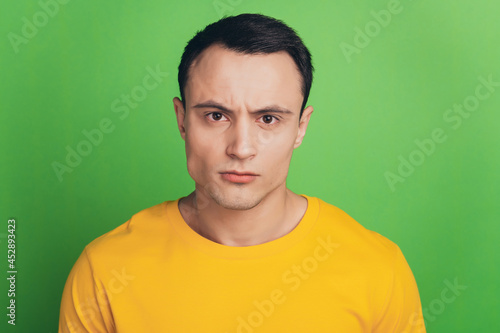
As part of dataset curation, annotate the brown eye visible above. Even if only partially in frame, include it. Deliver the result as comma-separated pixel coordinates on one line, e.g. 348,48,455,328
261,115,275,124
211,112,223,120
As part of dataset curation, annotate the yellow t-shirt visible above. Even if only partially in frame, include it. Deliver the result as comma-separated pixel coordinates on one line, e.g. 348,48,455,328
59,195,426,332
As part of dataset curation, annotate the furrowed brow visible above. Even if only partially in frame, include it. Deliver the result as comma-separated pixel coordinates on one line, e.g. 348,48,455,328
192,101,231,113
252,106,294,115
192,101,294,115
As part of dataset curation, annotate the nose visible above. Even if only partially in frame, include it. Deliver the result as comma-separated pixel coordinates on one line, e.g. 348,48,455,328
225,118,257,160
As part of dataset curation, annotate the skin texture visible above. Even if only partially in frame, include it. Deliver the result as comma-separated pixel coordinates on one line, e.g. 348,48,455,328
173,43,314,247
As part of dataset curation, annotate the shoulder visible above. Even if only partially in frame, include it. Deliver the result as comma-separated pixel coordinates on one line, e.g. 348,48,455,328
83,199,175,263
308,196,422,318
309,195,402,265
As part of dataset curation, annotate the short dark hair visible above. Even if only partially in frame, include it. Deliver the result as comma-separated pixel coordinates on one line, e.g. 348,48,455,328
177,13,314,117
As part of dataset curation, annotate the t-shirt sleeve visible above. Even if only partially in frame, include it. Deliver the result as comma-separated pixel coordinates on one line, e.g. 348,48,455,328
373,245,427,333
58,246,115,333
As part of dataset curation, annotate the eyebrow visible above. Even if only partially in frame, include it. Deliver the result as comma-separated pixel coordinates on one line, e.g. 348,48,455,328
192,101,294,115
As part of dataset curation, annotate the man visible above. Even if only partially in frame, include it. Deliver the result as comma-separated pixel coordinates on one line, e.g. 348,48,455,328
59,13,426,332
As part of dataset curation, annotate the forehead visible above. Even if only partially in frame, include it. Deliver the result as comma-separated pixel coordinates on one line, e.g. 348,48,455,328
185,44,303,112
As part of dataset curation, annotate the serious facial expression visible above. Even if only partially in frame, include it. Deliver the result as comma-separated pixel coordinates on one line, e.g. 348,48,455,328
174,44,312,210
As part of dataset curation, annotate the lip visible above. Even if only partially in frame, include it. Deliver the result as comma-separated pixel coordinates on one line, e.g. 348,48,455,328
220,170,259,184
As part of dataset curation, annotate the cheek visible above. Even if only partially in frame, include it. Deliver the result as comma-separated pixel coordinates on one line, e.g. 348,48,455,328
260,131,296,171
184,130,220,175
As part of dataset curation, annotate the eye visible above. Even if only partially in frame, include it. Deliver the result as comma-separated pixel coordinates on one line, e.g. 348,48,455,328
259,115,278,125
207,112,227,121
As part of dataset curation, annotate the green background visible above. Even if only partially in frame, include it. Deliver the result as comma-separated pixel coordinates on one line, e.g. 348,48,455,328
1,0,499,332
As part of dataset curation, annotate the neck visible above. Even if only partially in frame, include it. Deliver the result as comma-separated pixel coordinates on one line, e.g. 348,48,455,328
179,186,307,247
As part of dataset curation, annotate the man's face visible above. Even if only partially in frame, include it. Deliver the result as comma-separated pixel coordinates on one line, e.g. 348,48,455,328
173,44,313,210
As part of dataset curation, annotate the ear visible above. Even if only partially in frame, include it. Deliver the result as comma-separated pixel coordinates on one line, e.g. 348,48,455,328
294,105,314,149
173,97,187,141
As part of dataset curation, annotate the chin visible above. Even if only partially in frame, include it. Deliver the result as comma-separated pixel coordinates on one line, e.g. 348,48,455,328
210,190,263,211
